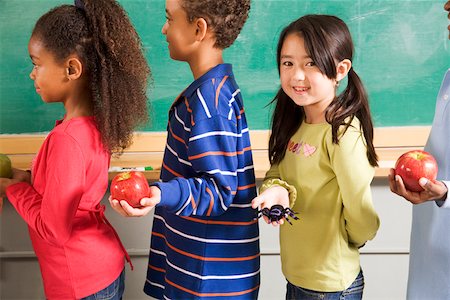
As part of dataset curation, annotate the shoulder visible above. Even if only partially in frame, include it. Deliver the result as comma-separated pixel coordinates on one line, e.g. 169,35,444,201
327,117,362,139
50,117,102,151
188,75,242,123
324,117,366,151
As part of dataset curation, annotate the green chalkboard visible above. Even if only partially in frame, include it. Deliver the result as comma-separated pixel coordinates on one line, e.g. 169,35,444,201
0,0,449,134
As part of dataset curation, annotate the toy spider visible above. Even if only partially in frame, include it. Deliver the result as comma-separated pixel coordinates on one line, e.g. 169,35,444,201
256,204,299,225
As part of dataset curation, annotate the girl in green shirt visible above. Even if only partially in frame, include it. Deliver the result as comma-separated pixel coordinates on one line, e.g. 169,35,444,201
252,15,380,299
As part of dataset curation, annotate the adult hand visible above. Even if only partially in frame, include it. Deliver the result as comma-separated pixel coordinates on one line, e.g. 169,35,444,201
109,186,161,217
251,185,289,226
388,168,448,204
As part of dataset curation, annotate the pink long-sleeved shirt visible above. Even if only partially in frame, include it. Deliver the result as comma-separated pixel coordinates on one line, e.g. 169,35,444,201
6,116,125,299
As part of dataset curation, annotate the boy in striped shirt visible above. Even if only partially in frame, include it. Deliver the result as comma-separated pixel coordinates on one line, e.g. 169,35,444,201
110,0,260,298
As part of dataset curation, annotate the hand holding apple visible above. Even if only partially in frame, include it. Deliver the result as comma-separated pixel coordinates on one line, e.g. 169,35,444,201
394,150,438,192
389,169,448,205
109,186,161,217
110,171,150,207
0,168,32,198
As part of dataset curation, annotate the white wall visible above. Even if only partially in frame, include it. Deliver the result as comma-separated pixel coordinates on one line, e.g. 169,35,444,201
0,178,412,299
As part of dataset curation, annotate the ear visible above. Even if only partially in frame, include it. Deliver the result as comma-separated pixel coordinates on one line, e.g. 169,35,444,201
65,57,83,80
194,17,208,42
335,59,352,83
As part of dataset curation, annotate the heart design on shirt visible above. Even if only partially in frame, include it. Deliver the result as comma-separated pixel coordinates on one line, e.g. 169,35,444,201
302,143,316,157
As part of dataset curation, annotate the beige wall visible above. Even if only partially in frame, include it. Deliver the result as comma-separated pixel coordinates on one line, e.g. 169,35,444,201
0,177,412,299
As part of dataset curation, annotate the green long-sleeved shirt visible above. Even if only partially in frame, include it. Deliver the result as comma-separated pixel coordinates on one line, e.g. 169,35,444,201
261,117,380,292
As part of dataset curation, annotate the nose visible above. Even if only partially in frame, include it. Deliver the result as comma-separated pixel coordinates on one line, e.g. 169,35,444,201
293,67,305,81
161,21,168,35
29,67,36,80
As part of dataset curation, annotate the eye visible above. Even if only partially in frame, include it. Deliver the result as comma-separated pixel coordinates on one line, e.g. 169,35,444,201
305,61,315,67
281,61,293,67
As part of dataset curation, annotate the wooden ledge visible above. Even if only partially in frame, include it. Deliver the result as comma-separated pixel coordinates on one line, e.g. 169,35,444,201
0,126,430,179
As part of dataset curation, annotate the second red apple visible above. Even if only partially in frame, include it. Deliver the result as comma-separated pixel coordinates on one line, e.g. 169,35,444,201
394,150,438,192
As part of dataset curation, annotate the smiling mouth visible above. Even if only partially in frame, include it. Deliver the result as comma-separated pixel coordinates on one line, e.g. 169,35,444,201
293,87,308,92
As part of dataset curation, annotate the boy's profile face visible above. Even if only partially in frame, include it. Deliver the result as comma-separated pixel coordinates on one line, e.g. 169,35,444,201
162,0,198,61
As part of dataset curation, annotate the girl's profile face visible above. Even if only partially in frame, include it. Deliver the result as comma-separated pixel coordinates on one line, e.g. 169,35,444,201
28,36,68,103
279,33,337,122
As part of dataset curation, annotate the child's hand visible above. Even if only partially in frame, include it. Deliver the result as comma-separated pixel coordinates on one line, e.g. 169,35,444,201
0,168,32,198
109,186,161,217
388,168,448,204
11,168,32,183
251,185,290,226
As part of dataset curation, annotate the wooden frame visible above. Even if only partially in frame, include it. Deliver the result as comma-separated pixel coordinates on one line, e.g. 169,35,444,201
0,126,430,179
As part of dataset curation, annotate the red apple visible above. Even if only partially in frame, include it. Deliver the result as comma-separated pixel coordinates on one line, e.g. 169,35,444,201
110,171,150,207
394,150,438,192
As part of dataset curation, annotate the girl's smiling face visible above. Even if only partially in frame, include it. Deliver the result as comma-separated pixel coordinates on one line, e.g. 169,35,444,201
28,36,69,103
279,33,337,122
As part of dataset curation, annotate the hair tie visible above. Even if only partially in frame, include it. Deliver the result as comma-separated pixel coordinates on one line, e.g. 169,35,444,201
74,0,85,11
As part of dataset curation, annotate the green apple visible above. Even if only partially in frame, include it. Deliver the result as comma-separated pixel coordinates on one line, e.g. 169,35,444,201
0,153,13,178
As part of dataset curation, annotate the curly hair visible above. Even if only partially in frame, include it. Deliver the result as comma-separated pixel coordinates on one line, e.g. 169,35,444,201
31,0,151,155
181,0,251,49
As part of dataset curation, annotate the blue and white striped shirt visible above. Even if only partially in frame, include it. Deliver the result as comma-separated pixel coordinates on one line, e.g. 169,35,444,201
144,64,260,299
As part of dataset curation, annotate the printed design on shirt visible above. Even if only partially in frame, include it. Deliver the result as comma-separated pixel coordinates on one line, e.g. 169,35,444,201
302,143,316,157
287,139,317,157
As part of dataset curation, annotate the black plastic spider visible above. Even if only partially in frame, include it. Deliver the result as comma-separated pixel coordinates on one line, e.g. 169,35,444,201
256,204,299,225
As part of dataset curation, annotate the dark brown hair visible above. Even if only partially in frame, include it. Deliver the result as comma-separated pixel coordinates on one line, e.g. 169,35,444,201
32,0,150,154
269,15,378,167
181,0,250,49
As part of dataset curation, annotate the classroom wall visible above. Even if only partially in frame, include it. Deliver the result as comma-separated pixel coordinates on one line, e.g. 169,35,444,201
0,0,448,134
1,0,446,298
0,178,412,299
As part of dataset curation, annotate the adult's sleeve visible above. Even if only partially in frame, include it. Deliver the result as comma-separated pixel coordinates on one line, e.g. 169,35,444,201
436,180,450,208
6,132,85,245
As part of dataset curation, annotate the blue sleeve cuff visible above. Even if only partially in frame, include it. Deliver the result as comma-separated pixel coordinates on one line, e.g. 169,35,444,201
152,180,183,211
436,181,450,208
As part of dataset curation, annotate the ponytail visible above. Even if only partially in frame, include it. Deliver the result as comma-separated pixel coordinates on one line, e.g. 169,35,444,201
80,0,150,155
268,89,304,165
326,68,378,167
32,0,151,154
